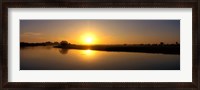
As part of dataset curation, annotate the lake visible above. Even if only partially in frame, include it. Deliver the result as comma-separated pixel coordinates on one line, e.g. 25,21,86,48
20,46,180,70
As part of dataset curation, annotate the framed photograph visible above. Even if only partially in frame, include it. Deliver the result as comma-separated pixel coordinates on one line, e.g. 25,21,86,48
1,0,199,89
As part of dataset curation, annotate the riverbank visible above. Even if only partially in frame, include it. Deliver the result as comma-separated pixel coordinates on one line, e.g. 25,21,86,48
54,44,180,55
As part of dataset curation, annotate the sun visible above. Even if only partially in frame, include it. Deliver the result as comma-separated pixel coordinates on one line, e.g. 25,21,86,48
82,33,96,45
85,37,93,44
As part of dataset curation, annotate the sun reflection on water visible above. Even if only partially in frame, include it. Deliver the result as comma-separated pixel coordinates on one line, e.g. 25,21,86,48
84,49,93,56
80,49,97,61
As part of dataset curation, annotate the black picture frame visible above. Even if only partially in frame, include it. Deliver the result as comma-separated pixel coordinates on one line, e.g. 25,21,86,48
1,0,199,89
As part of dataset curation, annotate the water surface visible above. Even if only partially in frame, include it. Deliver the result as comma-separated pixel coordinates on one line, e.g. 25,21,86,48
20,46,180,70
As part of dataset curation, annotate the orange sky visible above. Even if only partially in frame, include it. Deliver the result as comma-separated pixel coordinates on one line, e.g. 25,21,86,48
20,20,180,45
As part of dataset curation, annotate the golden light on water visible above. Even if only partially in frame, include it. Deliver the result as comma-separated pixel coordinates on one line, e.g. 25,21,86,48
84,49,93,55
81,49,95,57
80,49,96,60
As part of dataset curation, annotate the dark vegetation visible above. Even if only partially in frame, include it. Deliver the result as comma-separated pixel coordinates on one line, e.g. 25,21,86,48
21,41,180,55
20,41,59,47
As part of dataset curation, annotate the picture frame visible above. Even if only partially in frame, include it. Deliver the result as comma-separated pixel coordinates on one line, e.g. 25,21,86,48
1,0,199,89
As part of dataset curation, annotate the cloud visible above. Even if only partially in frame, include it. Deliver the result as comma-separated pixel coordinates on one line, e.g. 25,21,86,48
21,32,42,36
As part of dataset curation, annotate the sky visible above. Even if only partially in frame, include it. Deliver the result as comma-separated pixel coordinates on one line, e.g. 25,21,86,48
20,20,180,45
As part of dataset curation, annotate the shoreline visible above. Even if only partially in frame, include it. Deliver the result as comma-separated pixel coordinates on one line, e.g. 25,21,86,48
20,42,180,55
53,45,180,55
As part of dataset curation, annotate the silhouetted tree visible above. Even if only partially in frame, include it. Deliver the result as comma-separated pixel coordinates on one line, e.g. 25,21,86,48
160,42,164,46
53,42,59,45
60,41,69,46
45,41,52,45
176,42,179,45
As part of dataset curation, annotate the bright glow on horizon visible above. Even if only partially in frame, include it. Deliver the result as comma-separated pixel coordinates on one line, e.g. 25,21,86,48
81,33,96,45
85,37,93,44
20,20,180,44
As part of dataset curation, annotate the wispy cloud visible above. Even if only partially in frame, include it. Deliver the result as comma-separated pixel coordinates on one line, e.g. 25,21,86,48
21,32,42,36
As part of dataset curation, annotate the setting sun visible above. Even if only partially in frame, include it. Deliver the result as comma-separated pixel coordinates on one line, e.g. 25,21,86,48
85,37,93,44
20,20,180,70
81,33,96,45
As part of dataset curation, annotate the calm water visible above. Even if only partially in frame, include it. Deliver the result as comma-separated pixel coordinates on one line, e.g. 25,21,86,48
20,46,180,70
